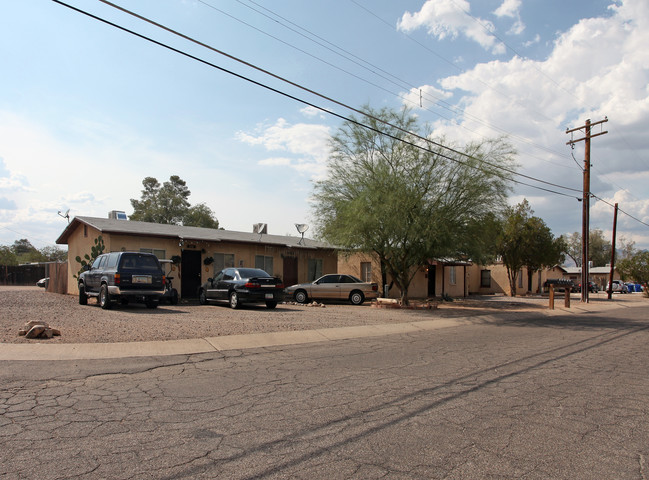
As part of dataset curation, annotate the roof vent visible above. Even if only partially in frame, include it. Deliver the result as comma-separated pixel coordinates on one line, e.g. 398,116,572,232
109,210,128,220
253,223,267,234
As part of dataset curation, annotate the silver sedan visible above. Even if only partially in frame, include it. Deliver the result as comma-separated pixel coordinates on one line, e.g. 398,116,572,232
285,274,379,305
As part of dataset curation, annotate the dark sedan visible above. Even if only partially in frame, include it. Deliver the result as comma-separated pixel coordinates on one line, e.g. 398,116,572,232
198,267,284,309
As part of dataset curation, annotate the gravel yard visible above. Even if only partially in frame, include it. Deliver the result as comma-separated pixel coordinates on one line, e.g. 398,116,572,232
1,286,565,344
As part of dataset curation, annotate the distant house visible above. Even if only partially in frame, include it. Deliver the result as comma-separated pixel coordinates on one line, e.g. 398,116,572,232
553,265,620,290
56,216,337,298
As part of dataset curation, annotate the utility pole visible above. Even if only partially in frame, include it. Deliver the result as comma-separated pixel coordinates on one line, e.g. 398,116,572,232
566,117,608,303
607,203,618,300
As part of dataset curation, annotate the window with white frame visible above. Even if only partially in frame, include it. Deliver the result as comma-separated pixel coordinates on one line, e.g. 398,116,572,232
480,270,491,288
255,255,274,275
213,253,235,274
140,248,165,259
360,262,372,282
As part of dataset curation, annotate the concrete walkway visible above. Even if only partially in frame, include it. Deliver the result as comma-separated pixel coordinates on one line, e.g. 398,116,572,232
1,297,641,361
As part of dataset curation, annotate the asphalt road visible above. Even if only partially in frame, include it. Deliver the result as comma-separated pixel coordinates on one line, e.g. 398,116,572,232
1,305,648,479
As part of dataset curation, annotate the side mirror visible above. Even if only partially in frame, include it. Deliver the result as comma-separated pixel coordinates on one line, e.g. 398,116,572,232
83,264,91,272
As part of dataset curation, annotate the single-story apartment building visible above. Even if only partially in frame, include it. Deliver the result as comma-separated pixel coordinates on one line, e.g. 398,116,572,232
56,215,337,298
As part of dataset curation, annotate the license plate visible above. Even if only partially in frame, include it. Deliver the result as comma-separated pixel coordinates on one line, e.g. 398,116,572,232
265,293,274,299
132,275,152,284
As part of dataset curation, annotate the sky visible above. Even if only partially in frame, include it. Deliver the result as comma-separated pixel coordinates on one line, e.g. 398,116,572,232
1,0,648,253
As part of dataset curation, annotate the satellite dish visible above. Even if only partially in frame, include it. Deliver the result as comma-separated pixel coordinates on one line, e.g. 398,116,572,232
295,224,309,245
58,209,71,223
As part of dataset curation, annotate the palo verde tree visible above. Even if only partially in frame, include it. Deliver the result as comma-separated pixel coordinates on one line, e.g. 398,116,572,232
130,175,219,228
496,200,564,296
313,105,517,304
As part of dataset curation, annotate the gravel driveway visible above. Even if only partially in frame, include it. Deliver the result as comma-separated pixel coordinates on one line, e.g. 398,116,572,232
1,286,561,344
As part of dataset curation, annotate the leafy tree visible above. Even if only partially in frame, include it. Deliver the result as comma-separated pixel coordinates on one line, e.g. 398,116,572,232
40,246,68,262
561,229,611,267
0,245,18,266
617,251,649,297
496,200,564,296
183,203,220,229
130,175,220,228
313,105,517,304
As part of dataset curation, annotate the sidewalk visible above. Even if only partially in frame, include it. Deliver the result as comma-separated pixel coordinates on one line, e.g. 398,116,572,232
1,297,639,361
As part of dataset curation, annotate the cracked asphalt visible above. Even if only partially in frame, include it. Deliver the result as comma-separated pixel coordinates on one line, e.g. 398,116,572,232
1,303,648,479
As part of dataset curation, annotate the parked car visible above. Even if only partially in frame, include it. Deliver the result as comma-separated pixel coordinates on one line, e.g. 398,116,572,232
607,280,628,293
198,267,284,309
286,274,379,305
78,252,165,309
36,277,49,289
577,281,599,293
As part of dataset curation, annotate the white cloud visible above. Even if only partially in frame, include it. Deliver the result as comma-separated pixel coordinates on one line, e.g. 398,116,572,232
237,119,331,179
431,0,649,246
397,0,506,54
493,0,524,35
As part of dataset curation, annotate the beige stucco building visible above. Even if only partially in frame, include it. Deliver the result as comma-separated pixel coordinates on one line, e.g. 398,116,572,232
56,216,337,298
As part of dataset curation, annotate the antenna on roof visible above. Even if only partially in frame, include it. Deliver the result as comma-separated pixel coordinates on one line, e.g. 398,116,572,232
295,224,309,245
58,209,70,223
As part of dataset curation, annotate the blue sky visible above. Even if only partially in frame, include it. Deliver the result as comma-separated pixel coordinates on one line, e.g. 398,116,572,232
1,0,648,251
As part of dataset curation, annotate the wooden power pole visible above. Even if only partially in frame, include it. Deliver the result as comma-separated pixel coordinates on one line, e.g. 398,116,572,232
566,117,608,303
607,203,619,300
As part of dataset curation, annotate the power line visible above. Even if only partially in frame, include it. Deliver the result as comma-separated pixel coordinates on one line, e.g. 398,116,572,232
87,0,583,196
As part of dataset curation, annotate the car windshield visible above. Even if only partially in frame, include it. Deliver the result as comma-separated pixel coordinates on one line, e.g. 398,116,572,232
238,268,270,279
119,254,160,271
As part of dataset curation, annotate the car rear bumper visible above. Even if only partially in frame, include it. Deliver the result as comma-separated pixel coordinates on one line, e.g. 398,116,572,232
108,286,164,297
237,289,284,303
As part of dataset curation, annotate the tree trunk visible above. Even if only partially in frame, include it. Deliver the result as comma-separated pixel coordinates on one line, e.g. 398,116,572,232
506,267,517,296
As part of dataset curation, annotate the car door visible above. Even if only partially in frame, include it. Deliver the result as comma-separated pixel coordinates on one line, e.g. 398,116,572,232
206,271,225,301
337,275,358,299
86,255,107,293
216,268,236,300
312,274,341,299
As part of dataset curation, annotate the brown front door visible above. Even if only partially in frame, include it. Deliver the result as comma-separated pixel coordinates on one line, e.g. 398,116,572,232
283,256,298,287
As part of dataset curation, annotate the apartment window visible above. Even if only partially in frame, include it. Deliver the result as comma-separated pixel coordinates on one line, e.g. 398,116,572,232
213,253,235,273
255,255,274,275
480,270,491,288
518,269,523,288
449,266,457,285
360,262,372,282
308,258,323,281
140,248,165,259
83,225,88,237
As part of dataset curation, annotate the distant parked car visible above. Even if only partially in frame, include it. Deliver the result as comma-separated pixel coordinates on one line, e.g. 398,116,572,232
577,281,599,293
36,277,49,289
78,251,165,309
285,274,379,305
607,280,628,293
198,267,284,309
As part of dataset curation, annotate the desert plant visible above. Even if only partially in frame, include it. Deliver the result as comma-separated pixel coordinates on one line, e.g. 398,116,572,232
73,236,105,279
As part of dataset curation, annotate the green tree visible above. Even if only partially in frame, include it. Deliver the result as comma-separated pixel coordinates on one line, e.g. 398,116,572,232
183,203,220,229
130,175,220,228
40,245,68,262
496,200,564,296
0,245,18,265
11,239,46,263
561,229,611,267
617,251,649,297
313,105,517,304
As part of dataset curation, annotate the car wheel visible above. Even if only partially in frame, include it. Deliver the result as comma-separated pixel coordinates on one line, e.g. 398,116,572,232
349,290,364,305
266,301,277,309
78,284,88,305
229,291,241,309
294,290,308,304
199,289,207,305
99,284,112,310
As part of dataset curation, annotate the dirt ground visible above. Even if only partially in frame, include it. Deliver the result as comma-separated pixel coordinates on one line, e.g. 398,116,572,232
0,286,641,344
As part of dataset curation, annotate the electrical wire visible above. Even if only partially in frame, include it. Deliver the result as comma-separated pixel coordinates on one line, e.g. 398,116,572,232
82,0,583,195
